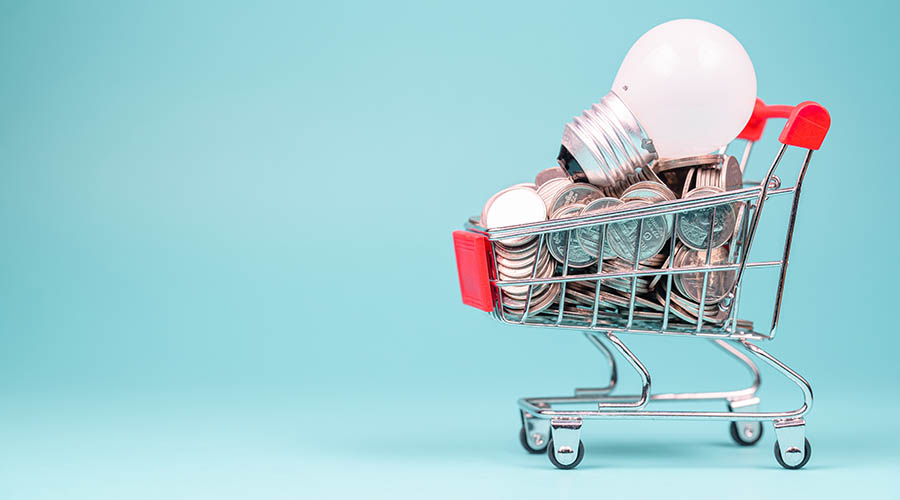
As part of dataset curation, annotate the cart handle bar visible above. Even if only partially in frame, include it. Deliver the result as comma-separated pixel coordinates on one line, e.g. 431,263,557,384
738,98,830,150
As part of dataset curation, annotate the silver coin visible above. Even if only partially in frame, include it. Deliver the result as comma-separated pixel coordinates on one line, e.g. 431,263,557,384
493,240,539,260
682,167,696,198
653,288,720,325
607,200,670,263
535,166,569,187
673,246,735,304
721,155,742,191
604,290,665,312
501,282,549,301
537,178,572,213
621,181,677,203
654,154,725,173
502,283,560,315
642,252,667,267
676,186,737,251
668,289,721,316
657,291,724,326
497,250,551,279
498,254,554,286
481,183,537,227
597,258,652,294
482,186,547,246
548,183,604,216
575,197,623,259
647,254,671,290
546,205,596,268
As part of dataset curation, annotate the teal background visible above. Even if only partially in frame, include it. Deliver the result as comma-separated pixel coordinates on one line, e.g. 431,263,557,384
2,0,898,498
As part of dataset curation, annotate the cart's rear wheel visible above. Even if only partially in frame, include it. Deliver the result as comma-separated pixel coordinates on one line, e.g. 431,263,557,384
729,420,763,446
519,426,547,454
774,438,811,470
547,438,584,470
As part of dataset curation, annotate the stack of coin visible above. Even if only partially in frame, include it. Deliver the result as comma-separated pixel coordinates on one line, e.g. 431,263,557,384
481,183,560,315
495,239,559,316
647,244,736,326
672,245,735,304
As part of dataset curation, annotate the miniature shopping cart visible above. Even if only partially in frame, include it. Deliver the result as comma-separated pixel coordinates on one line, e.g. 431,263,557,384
453,99,830,470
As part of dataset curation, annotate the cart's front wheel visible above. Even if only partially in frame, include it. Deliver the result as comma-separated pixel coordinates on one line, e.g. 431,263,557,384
519,427,547,454
774,438,811,470
547,439,584,470
730,421,763,446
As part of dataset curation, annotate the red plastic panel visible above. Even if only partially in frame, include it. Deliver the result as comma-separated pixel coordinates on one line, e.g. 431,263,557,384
452,230,494,312
737,98,831,150
778,101,831,150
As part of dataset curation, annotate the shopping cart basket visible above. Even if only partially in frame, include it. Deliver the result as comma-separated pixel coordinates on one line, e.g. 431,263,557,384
453,99,831,469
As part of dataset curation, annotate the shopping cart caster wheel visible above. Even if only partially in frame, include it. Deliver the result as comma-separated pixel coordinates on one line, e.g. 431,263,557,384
519,427,548,454
774,438,811,470
547,439,584,470
729,421,763,446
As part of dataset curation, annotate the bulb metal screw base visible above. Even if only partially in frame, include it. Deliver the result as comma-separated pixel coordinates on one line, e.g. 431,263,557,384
559,91,658,188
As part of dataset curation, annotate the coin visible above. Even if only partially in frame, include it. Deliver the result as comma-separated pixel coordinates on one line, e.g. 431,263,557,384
502,283,560,315
547,204,596,268
535,166,569,187
648,254,671,290
576,197,623,259
497,249,551,279
493,240,539,261
673,245,735,304
654,154,725,173
482,186,547,246
548,183,604,216
676,186,737,250
621,181,677,203
607,200,670,263
681,167,696,198
537,178,572,213
654,289,725,326
721,155,742,191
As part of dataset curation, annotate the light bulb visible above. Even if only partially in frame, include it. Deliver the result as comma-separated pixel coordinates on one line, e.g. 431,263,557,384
559,19,757,187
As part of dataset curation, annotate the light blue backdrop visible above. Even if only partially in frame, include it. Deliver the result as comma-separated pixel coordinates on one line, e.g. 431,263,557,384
2,0,898,498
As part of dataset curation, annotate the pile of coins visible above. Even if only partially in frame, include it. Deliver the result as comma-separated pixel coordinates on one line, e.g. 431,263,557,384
478,155,745,327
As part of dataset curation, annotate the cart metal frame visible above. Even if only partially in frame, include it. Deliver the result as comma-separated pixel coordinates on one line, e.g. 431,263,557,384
453,99,830,469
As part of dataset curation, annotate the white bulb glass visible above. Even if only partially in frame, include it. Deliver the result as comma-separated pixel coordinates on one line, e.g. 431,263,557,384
612,19,757,158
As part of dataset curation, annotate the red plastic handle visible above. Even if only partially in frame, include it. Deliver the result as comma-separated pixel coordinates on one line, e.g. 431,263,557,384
737,98,831,150
453,230,494,312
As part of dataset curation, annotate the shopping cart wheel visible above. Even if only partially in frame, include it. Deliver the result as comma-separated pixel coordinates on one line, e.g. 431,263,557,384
774,438,811,470
519,427,548,454
729,421,763,446
546,439,584,470
727,399,762,446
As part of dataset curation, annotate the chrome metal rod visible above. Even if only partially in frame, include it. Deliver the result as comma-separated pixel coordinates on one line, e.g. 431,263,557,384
517,339,810,422
739,140,753,174
574,333,618,396
733,143,787,290
480,185,795,240
597,332,650,409
494,260,782,287
769,150,814,339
